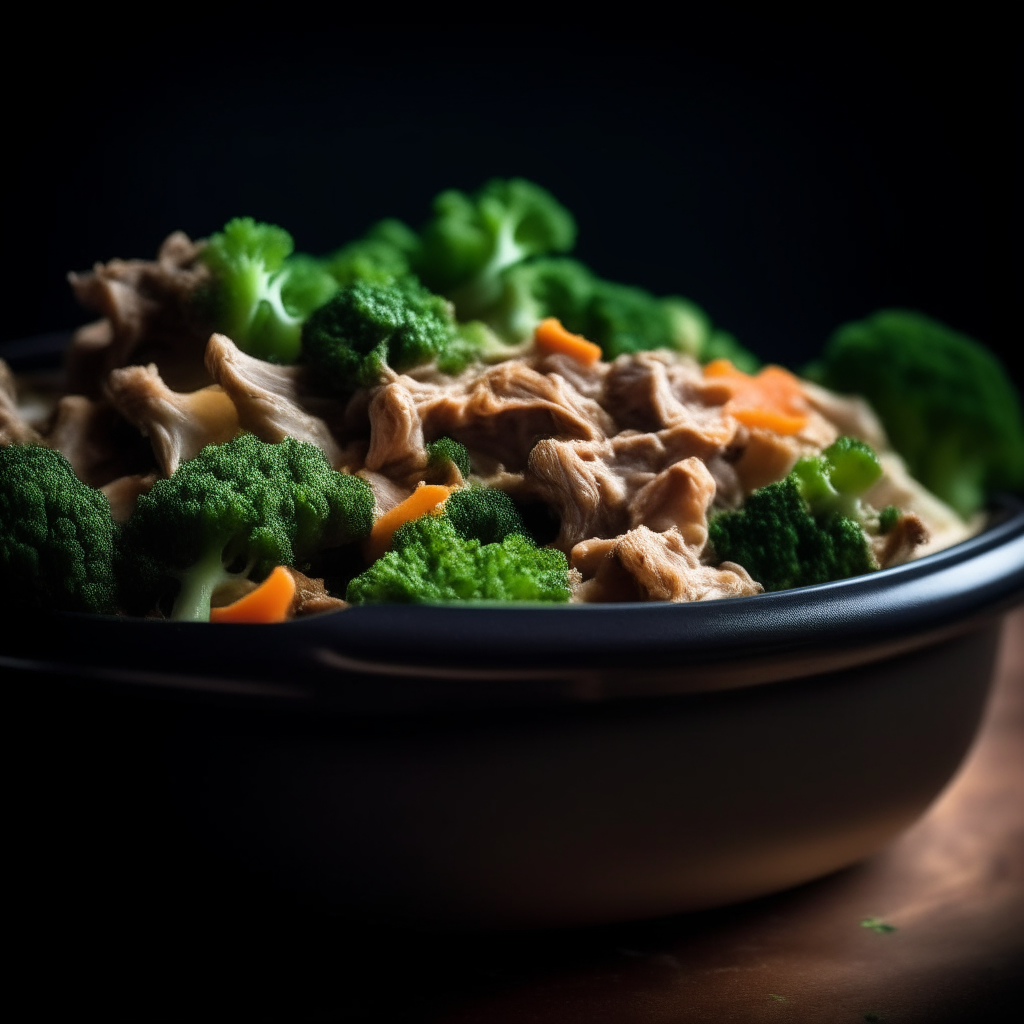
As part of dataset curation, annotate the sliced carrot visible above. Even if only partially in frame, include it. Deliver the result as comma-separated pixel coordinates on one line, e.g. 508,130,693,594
364,483,452,563
730,407,809,434
534,317,603,365
702,360,809,435
702,358,749,381
210,565,296,624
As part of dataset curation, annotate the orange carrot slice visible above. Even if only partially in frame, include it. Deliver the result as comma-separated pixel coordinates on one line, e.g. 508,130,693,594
210,565,296,624
702,360,809,435
534,317,603,365
365,483,452,563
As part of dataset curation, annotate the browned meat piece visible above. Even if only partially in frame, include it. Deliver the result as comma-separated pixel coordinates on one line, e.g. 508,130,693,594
602,351,717,431
872,512,930,569
285,567,348,617
205,333,344,466
531,350,610,402
528,425,731,553
571,526,763,603
364,381,428,480
628,457,717,548
100,472,157,523
413,360,616,471
0,358,42,445
44,395,154,486
209,568,347,618
66,231,212,394
106,363,239,476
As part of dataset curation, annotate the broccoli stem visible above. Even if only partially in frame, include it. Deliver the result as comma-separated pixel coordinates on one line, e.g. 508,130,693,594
171,545,237,622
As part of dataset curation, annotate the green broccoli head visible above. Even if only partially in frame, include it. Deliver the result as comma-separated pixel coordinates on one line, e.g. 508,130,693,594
444,486,528,545
709,439,884,592
302,278,484,392
484,256,760,368
426,437,472,480
121,434,373,621
326,219,421,288
201,217,338,363
809,310,1024,517
416,179,576,318
709,477,876,592
0,445,117,614
346,514,570,604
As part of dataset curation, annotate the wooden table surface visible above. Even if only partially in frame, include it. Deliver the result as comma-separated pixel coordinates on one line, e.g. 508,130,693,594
29,611,1024,1020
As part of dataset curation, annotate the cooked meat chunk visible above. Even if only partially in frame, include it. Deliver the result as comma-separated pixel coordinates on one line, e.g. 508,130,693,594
284,567,348,617
571,526,763,603
66,232,212,394
628,457,717,548
364,381,428,480
205,333,343,467
532,350,610,402
0,358,41,445
106,364,239,476
528,422,732,552
872,512,930,569
602,351,723,432
100,472,157,523
44,394,154,486
411,359,616,471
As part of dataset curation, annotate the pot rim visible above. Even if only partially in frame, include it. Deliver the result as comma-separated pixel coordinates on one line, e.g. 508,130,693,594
5,331,1024,711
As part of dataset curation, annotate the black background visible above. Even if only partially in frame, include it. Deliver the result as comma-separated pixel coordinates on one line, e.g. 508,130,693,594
4,22,1017,381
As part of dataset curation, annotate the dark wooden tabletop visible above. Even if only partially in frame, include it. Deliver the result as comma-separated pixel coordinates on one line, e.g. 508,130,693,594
25,611,1023,1020
391,610,1024,1023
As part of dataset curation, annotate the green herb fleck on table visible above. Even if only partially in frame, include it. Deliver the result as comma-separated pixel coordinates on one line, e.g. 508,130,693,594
767,993,787,1002
860,917,897,933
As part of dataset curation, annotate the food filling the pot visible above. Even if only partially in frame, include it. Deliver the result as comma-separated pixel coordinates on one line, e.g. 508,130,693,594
2,180,1022,620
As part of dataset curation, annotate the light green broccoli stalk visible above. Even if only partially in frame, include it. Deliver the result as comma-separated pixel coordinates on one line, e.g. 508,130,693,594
415,179,577,320
120,434,373,621
201,217,338,363
0,445,118,614
346,514,569,604
807,310,1024,517
708,437,888,592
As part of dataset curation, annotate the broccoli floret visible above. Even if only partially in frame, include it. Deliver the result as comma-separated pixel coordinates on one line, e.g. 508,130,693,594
808,310,1024,517
444,486,528,545
120,434,373,621
416,179,576,320
326,219,421,287
346,514,569,604
709,437,885,591
426,437,471,479
0,445,117,613
485,257,760,368
302,278,485,392
201,217,338,364
878,505,901,534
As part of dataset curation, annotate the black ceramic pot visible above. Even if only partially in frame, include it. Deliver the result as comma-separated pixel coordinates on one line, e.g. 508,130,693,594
4,334,1024,928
